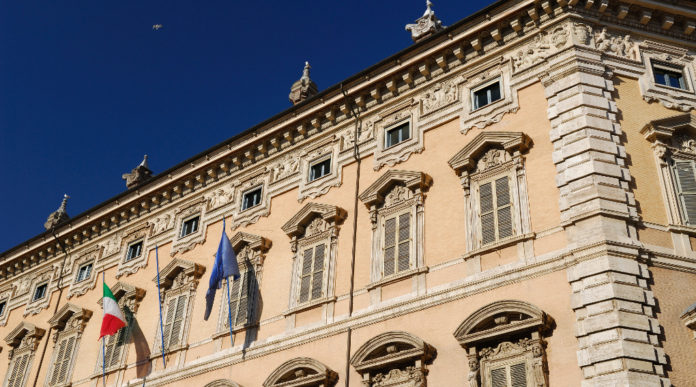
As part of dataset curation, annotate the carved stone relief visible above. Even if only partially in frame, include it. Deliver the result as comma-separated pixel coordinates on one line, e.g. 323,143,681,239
206,185,235,211
101,232,122,258
371,366,426,387
475,149,512,173
420,78,459,116
339,119,375,153
594,27,639,61
383,185,413,209
270,153,300,183
512,24,570,72
673,133,696,154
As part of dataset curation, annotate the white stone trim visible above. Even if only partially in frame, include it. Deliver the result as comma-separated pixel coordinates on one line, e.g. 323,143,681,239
297,137,342,202
170,198,208,256
372,99,422,171
232,170,271,230
66,246,101,299
639,40,696,112
460,61,519,133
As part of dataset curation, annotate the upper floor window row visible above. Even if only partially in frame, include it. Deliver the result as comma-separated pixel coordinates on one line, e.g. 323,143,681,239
652,61,687,90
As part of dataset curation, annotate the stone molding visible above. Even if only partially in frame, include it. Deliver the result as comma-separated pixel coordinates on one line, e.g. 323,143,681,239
67,245,101,298
151,258,205,293
461,59,519,133
297,137,342,202
204,380,243,387
681,302,696,339
170,198,208,256
24,265,58,316
638,40,696,112
4,322,45,352
116,222,151,278
232,170,271,230
372,99,424,171
0,286,11,327
97,281,146,314
263,357,338,387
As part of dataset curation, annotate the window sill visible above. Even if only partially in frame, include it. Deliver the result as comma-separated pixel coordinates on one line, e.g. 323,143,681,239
149,343,189,360
668,224,696,236
283,296,337,317
212,322,259,339
653,82,692,93
463,232,535,260
470,96,505,113
90,364,127,379
366,266,429,291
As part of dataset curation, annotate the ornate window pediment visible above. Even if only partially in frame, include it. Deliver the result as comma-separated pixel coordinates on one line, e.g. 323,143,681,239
5,322,45,352
4,322,45,387
263,357,338,387
681,302,696,340
116,222,151,278
24,265,59,316
46,303,92,387
298,138,342,202
232,170,271,230
282,203,346,325
448,132,534,258
204,380,243,387
454,300,554,387
359,170,431,296
152,258,205,292
638,41,696,112
351,331,435,387
67,245,101,299
47,303,93,335
372,99,423,171
170,198,208,256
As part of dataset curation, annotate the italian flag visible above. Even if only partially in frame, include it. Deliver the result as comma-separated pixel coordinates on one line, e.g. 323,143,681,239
99,283,127,339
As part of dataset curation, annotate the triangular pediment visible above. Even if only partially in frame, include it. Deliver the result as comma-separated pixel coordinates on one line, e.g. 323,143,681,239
448,131,531,175
98,281,146,307
641,112,696,142
151,258,205,289
48,302,92,329
230,232,271,253
359,170,432,206
5,322,45,347
282,203,346,237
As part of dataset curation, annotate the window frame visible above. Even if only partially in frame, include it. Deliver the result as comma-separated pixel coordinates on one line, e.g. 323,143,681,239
75,263,93,283
471,78,503,111
33,283,48,302
3,323,43,387
241,186,263,211
308,155,332,182
384,120,411,149
0,299,6,317
47,332,79,387
477,173,514,246
180,215,200,238
125,240,143,262
652,60,688,91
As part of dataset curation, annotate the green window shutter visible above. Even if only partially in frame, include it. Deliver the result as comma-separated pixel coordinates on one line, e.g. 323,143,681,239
397,213,411,272
299,248,313,303
384,217,397,276
311,244,325,300
675,161,696,224
510,362,527,387
491,367,507,387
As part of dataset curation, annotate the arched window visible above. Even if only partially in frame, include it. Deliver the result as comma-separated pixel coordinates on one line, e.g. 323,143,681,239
453,300,554,387
350,331,435,387
263,357,338,387
203,379,243,387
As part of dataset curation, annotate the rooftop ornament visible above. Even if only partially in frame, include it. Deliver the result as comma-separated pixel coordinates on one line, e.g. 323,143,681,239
122,154,153,189
44,194,70,231
289,61,318,105
405,1,444,42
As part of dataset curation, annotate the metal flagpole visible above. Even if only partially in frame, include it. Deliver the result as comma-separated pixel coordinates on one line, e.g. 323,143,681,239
226,277,234,348
102,272,106,387
155,245,167,368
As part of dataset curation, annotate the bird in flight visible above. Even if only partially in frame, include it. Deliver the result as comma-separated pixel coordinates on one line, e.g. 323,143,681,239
152,24,163,31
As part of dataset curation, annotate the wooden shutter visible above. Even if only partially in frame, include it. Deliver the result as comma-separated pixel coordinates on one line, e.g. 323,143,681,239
168,295,187,347
235,270,249,326
311,244,325,300
397,213,411,272
510,363,527,387
58,336,76,384
299,248,313,303
496,177,513,239
228,275,240,326
8,353,29,387
480,182,495,245
675,161,696,224
50,337,68,384
162,297,177,350
383,217,397,276
491,367,507,387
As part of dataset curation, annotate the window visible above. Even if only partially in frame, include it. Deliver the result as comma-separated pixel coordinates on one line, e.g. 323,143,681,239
75,263,93,283
299,243,326,303
0,300,6,316
490,362,527,387
102,322,129,369
96,282,144,373
382,212,411,276
6,352,31,387
479,176,513,245
125,241,143,262
472,80,502,110
673,160,696,224
264,357,338,387
653,62,686,89
49,334,77,386
33,283,47,301
308,157,331,182
242,187,262,211
162,293,188,350
385,121,411,148
46,304,91,387
4,323,44,387
180,216,199,237
226,270,252,326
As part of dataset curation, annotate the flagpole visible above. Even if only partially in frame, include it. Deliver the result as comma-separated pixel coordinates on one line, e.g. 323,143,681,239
155,245,167,368
226,276,234,348
102,272,106,387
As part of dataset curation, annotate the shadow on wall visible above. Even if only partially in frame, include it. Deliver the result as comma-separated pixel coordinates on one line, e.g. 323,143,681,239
124,306,152,378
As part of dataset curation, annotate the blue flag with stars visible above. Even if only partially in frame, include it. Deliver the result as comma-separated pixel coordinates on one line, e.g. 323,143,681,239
204,217,240,320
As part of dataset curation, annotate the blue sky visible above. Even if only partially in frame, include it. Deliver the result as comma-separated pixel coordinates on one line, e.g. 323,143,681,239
0,0,490,251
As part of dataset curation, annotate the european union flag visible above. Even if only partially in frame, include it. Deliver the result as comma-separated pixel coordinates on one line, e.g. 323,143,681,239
204,217,240,320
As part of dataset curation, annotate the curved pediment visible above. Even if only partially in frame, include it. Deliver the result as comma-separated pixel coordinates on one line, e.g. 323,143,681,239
263,357,338,387
359,170,432,207
350,331,435,373
448,131,531,175
453,300,553,347
204,380,243,387
281,203,346,238
47,302,92,330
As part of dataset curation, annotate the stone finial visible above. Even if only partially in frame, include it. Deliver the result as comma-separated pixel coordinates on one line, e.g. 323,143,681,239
289,61,318,105
122,155,153,189
405,1,444,42
44,194,70,231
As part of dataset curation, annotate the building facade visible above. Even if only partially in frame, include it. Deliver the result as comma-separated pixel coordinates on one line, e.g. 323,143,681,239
2,0,696,386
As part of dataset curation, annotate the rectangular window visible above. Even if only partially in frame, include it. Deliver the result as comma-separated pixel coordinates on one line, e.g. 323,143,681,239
125,241,143,262
49,334,76,386
162,294,188,350
674,160,696,224
33,283,47,302
102,312,131,369
385,121,411,148
226,270,252,327
242,187,263,211
180,216,199,237
480,176,513,245
309,157,331,182
0,300,6,316
653,62,686,89
298,244,325,303
490,362,527,387
383,213,411,277
473,81,502,110
6,352,30,387
75,263,93,283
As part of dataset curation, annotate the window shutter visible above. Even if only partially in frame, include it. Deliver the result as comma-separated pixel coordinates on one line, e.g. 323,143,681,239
162,297,177,350
491,367,507,387
58,336,76,384
311,244,325,300
228,275,241,326
103,333,116,368
480,182,496,245
168,294,187,347
510,363,527,387
397,213,410,272
236,270,249,326
384,217,397,276
496,177,513,239
8,353,29,387
50,337,68,384
675,161,696,224
299,248,313,303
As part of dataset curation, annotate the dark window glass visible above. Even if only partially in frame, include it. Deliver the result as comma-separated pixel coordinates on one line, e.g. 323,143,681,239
653,65,686,89
385,122,411,148
242,188,262,210
0,301,6,316
33,283,47,301
126,241,143,261
309,158,331,181
473,82,502,109
181,216,199,237
76,263,93,282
